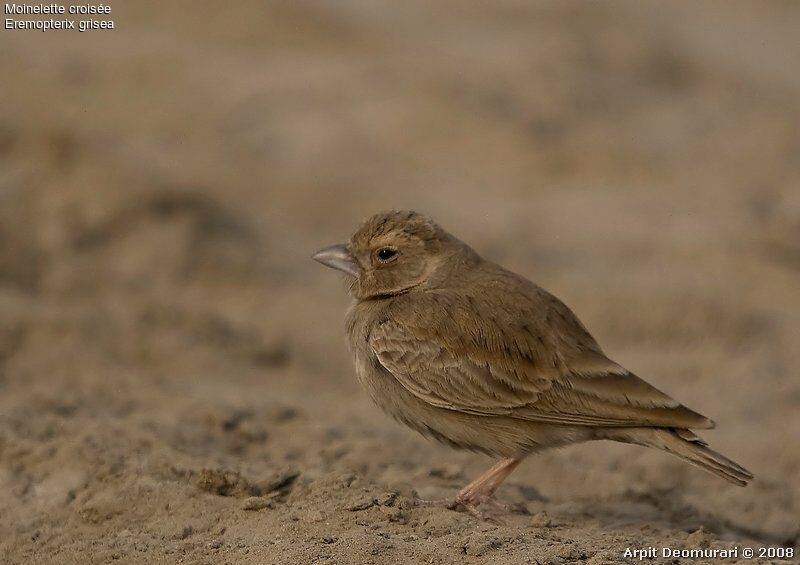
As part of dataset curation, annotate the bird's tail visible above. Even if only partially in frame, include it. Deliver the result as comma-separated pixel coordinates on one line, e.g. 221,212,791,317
604,427,753,487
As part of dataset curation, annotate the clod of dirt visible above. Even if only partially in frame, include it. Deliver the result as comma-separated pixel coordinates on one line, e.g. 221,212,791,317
686,526,715,548
253,467,300,494
530,511,552,527
346,497,377,512
461,532,504,557
195,467,299,498
196,469,253,497
241,495,277,511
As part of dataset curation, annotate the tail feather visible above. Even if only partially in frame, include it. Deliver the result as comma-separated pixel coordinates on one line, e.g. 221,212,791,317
606,428,753,487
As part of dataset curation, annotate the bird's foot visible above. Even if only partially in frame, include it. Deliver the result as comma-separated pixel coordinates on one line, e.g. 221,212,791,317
453,493,511,523
415,494,509,523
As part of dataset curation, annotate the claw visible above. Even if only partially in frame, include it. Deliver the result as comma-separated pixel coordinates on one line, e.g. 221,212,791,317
462,503,506,524
414,494,508,523
414,497,456,508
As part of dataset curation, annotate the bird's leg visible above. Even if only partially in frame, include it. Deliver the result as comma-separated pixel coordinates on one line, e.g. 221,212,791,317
416,457,523,519
452,457,521,512
452,458,515,503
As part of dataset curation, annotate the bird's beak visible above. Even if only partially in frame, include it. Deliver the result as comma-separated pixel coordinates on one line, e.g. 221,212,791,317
312,244,360,277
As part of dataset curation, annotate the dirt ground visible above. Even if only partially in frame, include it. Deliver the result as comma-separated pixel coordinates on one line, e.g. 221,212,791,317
1,1,799,564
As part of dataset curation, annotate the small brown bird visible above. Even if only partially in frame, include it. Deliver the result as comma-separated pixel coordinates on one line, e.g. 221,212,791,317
313,211,752,516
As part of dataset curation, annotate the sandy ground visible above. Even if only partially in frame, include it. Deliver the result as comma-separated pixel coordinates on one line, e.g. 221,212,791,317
1,1,799,563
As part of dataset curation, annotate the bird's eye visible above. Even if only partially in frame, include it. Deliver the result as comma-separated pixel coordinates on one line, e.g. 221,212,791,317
376,247,398,262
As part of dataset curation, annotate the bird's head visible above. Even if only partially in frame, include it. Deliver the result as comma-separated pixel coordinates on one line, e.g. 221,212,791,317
313,210,474,299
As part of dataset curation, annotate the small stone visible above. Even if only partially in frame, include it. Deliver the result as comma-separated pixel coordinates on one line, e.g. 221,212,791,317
530,511,551,527
241,496,273,511
209,539,223,549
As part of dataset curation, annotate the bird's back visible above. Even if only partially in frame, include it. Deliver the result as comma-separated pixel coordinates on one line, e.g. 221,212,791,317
365,258,715,432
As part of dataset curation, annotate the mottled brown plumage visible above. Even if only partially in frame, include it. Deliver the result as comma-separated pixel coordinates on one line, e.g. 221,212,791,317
313,211,752,516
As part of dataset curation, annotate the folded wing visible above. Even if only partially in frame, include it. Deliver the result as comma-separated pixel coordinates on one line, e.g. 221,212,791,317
370,316,713,430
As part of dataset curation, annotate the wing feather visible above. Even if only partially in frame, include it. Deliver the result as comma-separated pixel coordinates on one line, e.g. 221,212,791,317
370,312,713,430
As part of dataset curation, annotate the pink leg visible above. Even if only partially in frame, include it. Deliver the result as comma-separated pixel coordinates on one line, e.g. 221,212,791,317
417,457,524,519
455,459,512,498
453,457,522,513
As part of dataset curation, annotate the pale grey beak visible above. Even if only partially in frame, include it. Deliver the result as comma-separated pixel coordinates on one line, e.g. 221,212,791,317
312,244,360,277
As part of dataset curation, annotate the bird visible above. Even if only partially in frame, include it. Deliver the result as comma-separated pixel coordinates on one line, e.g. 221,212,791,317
312,210,752,517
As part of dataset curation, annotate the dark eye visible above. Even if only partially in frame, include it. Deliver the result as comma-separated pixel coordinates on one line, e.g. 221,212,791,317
376,247,398,262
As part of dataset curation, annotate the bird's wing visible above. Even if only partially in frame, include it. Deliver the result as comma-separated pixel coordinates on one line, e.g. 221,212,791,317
369,322,551,415
369,292,713,430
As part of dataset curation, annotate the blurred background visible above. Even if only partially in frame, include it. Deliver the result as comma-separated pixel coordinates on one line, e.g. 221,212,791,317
1,1,798,563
